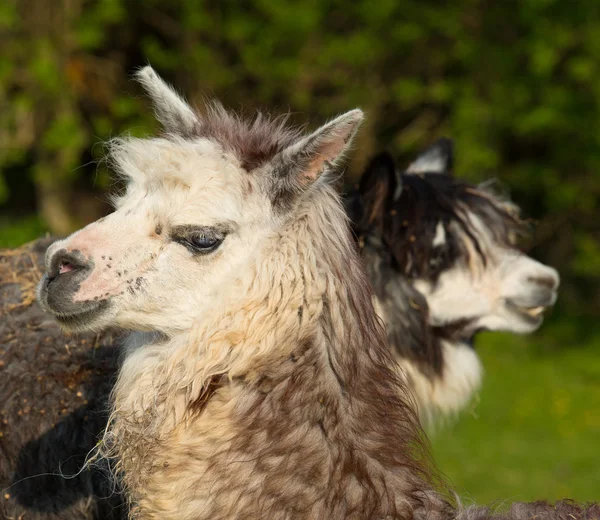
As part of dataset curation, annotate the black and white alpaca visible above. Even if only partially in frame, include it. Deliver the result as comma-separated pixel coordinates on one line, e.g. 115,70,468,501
33,67,596,520
346,143,559,422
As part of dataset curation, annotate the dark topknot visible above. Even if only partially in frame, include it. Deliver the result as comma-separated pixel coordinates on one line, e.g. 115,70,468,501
193,102,304,171
346,152,529,375
386,173,526,281
349,156,528,284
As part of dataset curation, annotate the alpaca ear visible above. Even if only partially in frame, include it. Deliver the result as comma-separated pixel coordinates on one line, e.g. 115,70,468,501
406,138,454,175
358,152,401,213
271,109,363,204
135,65,200,136
345,152,396,227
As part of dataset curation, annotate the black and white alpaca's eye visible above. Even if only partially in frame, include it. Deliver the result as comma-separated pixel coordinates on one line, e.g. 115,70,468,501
428,248,445,272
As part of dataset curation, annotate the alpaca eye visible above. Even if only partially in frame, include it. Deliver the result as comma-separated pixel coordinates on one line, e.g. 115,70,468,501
429,248,445,271
188,234,222,253
171,225,229,255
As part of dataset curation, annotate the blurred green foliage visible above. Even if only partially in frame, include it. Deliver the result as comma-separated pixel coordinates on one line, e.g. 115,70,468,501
1,1,599,320
0,0,598,502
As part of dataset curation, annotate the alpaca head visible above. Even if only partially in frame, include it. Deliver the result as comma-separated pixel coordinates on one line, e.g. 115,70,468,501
38,66,363,334
349,140,559,337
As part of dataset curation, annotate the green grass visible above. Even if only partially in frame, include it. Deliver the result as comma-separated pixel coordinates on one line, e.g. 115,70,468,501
431,324,600,504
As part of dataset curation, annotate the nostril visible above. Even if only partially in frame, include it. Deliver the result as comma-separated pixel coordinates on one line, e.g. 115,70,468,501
527,275,557,290
59,261,77,275
49,249,89,280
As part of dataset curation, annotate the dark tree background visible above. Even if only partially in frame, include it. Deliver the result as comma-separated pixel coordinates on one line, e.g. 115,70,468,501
1,0,598,502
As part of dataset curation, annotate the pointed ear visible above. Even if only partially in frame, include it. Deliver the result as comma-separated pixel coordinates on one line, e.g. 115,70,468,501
355,151,401,226
135,65,200,135
358,151,401,214
271,109,363,205
406,137,454,174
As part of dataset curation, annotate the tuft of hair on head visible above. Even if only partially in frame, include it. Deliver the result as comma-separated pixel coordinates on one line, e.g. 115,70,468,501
134,65,363,186
132,64,364,212
350,139,532,282
196,101,305,171
406,137,454,175
134,65,200,136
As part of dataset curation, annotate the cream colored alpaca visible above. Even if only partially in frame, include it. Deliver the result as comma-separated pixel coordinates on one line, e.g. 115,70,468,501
38,67,451,520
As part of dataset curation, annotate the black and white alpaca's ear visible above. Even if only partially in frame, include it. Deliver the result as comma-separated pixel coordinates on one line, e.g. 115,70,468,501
135,65,200,135
358,151,401,208
406,137,454,174
272,109,363,202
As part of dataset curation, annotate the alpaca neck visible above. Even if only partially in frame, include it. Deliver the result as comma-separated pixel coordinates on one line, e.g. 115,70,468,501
107,188,352,450
399,339,483,427
361,239,483,424
107,187,445,518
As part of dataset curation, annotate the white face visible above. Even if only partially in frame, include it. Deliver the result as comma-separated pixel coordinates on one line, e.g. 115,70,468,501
350,143,559,346
38,138,273,334
413,217,559,335
37,65,364,336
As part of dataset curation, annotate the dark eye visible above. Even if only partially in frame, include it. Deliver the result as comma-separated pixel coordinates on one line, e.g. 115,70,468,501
187,233,223,253
428,248,445,271
171,225,229,255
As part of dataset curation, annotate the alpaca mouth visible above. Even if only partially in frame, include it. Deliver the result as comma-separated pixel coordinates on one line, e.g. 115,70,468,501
505,299,550,324
520,306,545,318
53,300,111,328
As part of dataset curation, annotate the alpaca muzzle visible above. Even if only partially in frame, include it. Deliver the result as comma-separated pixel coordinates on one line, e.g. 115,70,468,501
38,249,107,326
